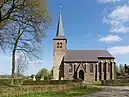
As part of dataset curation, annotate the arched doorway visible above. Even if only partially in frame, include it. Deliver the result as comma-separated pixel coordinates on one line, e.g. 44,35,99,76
79,70,84,81
73,72,77,79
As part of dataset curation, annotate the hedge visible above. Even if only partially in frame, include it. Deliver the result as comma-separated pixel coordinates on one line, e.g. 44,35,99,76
0,78,82,86
0,79,11,86
0,83,82,97
22,79,82,85
116,76,129,79
0,79,23,86
101,79,129,86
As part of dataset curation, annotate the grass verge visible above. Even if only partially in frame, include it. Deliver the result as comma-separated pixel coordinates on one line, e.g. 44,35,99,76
8,86,101,97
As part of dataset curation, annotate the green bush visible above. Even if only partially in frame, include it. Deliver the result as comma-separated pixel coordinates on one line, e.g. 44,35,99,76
44,76,49,81
102,78,129,86
0,79,22,86
22,79,82,85
0,83,82,97
0,79,11,86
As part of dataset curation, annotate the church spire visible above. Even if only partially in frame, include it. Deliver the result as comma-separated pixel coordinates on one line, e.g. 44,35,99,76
56,2,64,37
56,13,64,37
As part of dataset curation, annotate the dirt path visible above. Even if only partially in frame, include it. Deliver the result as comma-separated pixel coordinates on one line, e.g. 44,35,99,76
81,86,129,97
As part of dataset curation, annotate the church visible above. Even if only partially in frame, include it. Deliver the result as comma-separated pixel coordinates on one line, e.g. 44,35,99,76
53,13,115,82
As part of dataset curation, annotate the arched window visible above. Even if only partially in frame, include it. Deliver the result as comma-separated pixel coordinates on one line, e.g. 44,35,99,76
60,42,62,48
57,42,59,48
57,42,63,48
69,64,73,73
90,64,93,73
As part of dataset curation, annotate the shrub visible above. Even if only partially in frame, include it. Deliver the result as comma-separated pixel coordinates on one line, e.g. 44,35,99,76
44,76,49,81
0,79,11,86
102,78,129,86
0,83,82,97
22,79,82,85
0,79,23,86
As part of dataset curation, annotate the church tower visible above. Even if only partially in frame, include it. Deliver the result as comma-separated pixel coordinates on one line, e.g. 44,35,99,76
53,13,67,80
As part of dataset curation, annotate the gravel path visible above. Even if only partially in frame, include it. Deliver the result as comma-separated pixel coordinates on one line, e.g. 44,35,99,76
81,86,129,97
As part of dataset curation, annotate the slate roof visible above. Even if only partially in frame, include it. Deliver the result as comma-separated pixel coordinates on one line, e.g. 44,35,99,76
53,13,67,40
64,50,115,62
56,13,64,37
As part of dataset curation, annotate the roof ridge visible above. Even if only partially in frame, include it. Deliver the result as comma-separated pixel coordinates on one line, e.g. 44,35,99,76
67,50,108,51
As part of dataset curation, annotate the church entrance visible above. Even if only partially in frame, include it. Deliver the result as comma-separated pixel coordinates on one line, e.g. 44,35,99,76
79,70,84,81
73,72,77,79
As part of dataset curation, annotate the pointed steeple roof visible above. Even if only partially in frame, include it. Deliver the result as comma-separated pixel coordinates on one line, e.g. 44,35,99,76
56,13,64,37
53,12,67,42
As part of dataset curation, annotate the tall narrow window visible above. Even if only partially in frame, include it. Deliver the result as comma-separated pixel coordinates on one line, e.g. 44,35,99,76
57,42,59,45
69,64,73,73
60,42,62,48
57,42,59,48
90,64,93,73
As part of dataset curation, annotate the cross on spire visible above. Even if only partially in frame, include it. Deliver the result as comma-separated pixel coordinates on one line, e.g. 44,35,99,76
60,5,62,13
60,0,63,13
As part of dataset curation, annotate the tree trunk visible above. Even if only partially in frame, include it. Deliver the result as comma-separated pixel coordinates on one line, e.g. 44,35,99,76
0,10,2,29
11,49,16,85
11,30,23,85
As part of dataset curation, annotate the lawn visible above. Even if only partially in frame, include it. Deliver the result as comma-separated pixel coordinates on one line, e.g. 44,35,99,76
8,86,101,97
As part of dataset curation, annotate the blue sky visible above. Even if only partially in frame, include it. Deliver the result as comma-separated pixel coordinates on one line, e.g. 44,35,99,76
1,0,129,75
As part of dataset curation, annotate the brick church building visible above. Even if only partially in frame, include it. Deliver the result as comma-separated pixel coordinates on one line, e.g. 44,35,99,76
53,13,115,82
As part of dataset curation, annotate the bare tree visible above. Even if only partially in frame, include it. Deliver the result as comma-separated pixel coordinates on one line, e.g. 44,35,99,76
0,0,51,85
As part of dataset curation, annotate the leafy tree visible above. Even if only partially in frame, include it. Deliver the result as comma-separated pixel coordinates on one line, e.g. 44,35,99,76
119,64,125,75
48,68,53,80
119,64,123,72
30,74,35,78
0,0,49,27
114,64,119,73
0,0,51,85
36,68,49,79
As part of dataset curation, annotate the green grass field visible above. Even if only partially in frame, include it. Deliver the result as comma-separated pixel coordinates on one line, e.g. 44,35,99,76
8,86,101,97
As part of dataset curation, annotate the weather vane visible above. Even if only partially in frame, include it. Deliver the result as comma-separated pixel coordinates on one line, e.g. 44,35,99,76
60,0,63,13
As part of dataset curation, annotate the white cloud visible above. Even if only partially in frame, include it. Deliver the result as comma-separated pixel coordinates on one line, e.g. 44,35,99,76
97,0,121,3
111,26,129,33
99,35,122,42
108,46,129,55
97,34,102,38
109,5,129,21
104,5,129,33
